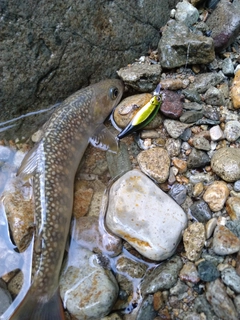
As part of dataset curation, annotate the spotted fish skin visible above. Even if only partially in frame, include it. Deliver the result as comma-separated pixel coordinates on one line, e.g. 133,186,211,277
9,79,124,320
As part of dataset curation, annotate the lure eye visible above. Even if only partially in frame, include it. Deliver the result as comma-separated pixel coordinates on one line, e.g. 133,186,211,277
109,87,119,100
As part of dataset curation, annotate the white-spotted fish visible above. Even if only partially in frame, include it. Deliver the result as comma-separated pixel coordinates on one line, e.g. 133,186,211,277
8,79,124,320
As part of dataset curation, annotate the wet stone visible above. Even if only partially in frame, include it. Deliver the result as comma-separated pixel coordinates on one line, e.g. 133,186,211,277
193,294,217,320
165,138,181,157
198,260,220,282
72,188,93,218
60,247,119,319
180,110,203,123
115,256,147,279
211,147,240,182
204,86,224,106
136,295,157,320
206,279,238,320
105,170,187,261
212,225,240,255
137,147,170,184
179,261,200,284
224,121,240,142
160,90,183,119
190,200,212,223
183,222,206,261
187,148,210,169
106,142,132,178
226,220,240,239
164,119,191,139
203,181,229,212
222,58,234,76
140,255,183,295
226,197,240,220
221,266,240,294
168,183,187,206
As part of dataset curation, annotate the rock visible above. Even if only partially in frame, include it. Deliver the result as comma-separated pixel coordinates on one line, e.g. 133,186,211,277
205,218,218,239
226,220,240,239
113,94,153,129
192,134,211,151
206,279,238,320
212,225,240,255
136,295,157,320
71,216,122,257
187,71,225,93
137,148,170,183
1,0,178,139
140,255,183,294
158,20,215,69
175,1,199,26
168,183,187,205
182,89,202,103
72,188,93,218
180,128,192,142
106,143,132,178
180,111,203,123
226,197,240,220
183,102,202,111
187,148,210,169
164,120,191,139
160,78,187,90
115,256,147,279
188,172,214,185
209,125,224,141
204,86,224,106
222,58,234,76
206,0,240,52
183,222,205,261
221,267,240,294
234,180,240,192
179,261,200,283
211,147,240,182
105,170,187,261
189,200,212,223
194,294,218,320
192,182,204,197
224,121,240,142
165,138,181,157
203,181,229,212
60,247,119,319
160,90,183,119
172,158,187,173
198,260,220,282
0,287,12,316
231,70,240,109
117,63,161,92
170,279,188,296
203,104,220,122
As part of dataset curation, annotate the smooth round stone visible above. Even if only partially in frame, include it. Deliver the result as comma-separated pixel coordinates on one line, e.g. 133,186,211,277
168,183,187,205
60,246,119,319
224,121,240,142
222,57,234,76
165,138,181,157
183,222,205,261
203,181,229,212
211,147,240,182
221,267,240,294
198,260,220,282
234,180,240,192
205,218,218,239
0,287,12,316
209,125,224,141
137,147,170,184
179,261,200,283
106,170,187,261
226,197,240,220
212,225,240,255
187,148,210,169
189,200,212,222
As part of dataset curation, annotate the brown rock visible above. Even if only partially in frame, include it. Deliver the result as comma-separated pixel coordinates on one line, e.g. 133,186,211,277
153,291,164,311
226,196,240,220
179,261,200,283
212,225,240,255
231,69,240,109
183,222,205,261
172,158,187,173
161,90,184,119
160,78,186,90
203,181,229,212
73,188,94,218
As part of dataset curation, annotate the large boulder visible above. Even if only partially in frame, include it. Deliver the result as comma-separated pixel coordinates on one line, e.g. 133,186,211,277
0,0,178,139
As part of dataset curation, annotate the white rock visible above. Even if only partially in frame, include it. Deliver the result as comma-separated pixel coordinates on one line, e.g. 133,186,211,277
209,125,224,141
106,169,187,261
224,121,240,142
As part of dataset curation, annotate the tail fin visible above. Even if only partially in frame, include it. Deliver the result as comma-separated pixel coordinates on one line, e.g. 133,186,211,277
9,289,65,320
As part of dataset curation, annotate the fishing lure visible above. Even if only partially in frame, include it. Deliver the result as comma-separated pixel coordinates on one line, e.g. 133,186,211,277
117,84,162,139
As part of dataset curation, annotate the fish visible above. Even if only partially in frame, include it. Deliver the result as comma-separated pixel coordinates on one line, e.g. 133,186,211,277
8,79,124,320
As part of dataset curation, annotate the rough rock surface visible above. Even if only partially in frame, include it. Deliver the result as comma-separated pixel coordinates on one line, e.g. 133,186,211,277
1,0,178,139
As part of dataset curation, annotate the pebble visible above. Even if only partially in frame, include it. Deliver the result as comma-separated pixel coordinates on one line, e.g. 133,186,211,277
106,142,132,178
205,218,218,239
0,286,12,316
188,172,214,184
203,86,224,106
115,256,147,279
183,222,206,261
203,181,229,212
172,158,187,174
189,200,212,222
209,125,224,141
180,110,203,123
168,183,187,206
175,1,199,26
226,196,240,220
140,255,183,295
224,120,240,142
160,78,186,90
60,246,119,319
226,220,240,239
164,119,191,139
222,58,234,76
182,89,202,103
221,266,240,294
211,147,240,182
72,188,93,218
188,71,225,94
187,148,210,169
231,69,240,109
234,180,240,192
212,225,240,255
192,134,211,151
192,182,204,197
197,260,220,282
117,63,161,92
137,148,170,183
160,90,183,119
206,279,238,320
203,104,220,122
179,261,200,284
183,102,202,111
165,138,181,157
136,295,157,320
105,170,187,261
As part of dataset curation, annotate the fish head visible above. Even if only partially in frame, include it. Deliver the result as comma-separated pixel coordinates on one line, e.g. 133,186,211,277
91,79,124,124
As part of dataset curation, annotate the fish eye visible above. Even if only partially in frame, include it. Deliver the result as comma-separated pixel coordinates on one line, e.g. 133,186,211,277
109,87,119,100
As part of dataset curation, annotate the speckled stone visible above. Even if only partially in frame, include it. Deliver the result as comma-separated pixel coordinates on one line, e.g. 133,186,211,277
137,147,170,183
204,86,224,106
106,170,187,261
175,1,199,26
164,119,191,139
187,148,210,169
172,158,187,174
224,121,240,142
203,181,229,212
211,147,240,182
183,222,206,261
192,134,211,151
221,266,240,294
160,90,183,119
206,279,238,320
212,225,240,255
179,262,200,283
165,138,181,157
187,71,225,94
226,197,240,220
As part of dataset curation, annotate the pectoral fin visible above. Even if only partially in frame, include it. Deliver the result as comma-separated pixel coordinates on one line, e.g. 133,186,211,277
89,124,119,153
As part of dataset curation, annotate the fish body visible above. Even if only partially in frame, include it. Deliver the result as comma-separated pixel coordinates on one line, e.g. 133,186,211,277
117,95,161,139
9,79,124,320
